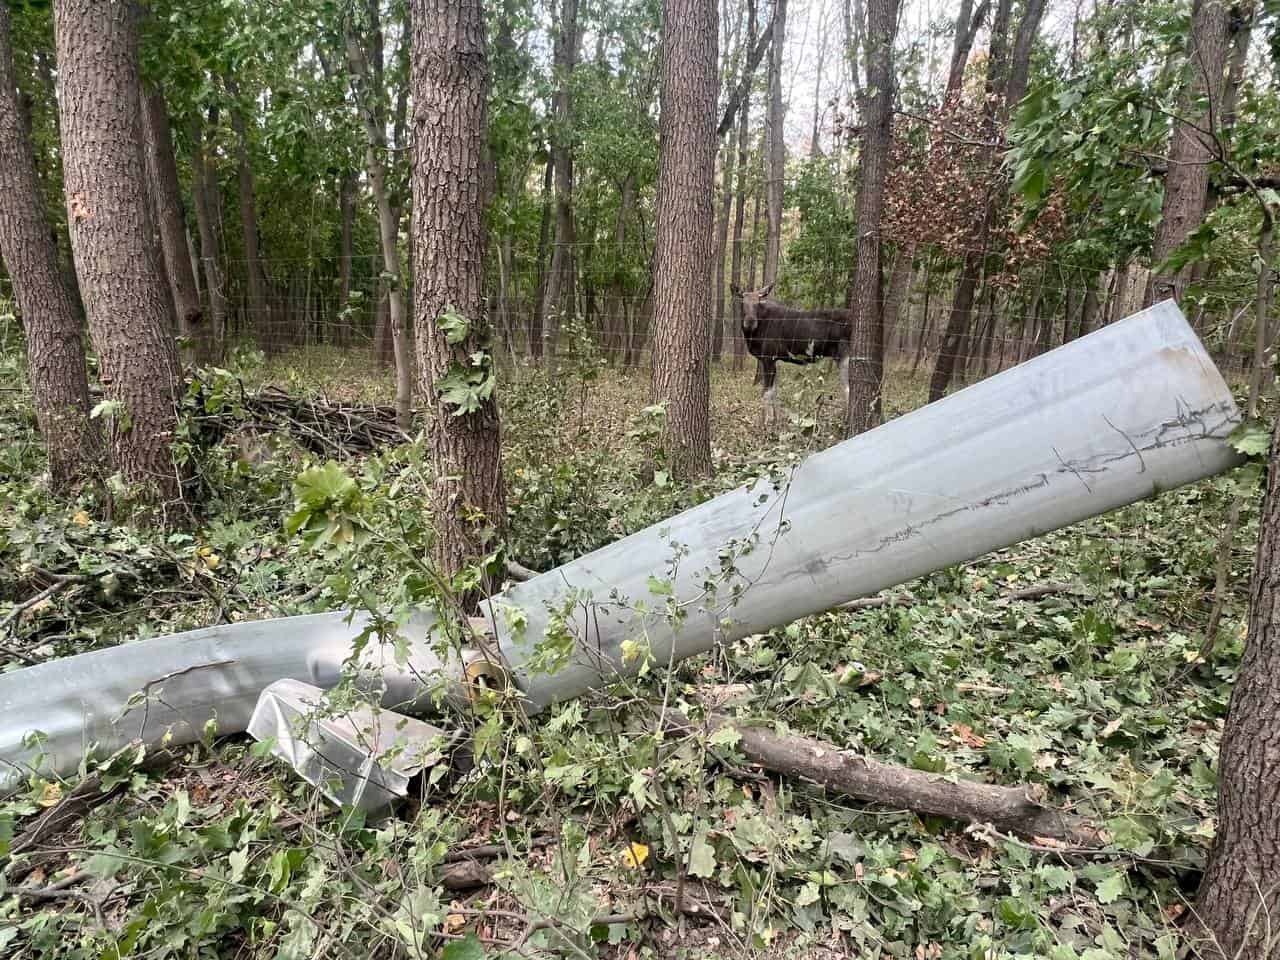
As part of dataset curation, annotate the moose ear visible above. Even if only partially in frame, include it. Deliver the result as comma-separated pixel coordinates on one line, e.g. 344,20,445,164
730,283,742,298
759,281,776,298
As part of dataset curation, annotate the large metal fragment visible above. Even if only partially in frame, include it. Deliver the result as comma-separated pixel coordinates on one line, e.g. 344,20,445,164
0,301,1243,801
247,679,447,811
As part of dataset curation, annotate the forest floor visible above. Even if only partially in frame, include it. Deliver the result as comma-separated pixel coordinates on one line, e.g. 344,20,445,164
0,329,1263,960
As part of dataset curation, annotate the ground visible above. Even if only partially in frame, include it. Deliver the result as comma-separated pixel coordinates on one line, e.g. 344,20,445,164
0,330,1262,959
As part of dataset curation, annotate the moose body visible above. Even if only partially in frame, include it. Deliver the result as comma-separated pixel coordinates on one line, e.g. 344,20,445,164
732,282,851,425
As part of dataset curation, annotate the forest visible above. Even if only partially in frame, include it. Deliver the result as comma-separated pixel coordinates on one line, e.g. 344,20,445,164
2,0,1280,957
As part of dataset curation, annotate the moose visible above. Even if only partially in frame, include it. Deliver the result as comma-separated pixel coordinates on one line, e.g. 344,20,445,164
730,281,852,426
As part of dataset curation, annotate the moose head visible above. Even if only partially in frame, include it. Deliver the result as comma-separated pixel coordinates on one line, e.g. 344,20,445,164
730,281,775,334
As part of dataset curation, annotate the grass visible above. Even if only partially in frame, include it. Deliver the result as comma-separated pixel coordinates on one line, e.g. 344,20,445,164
0,335,1261,960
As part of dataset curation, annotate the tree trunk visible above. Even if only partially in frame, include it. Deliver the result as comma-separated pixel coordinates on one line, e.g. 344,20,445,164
411,0,506,596
1146,0,1232,307
762,0,786,286
651,0,716,479
140,85,208,364
946,0,990,95
728,0,756,372
190,110,228,360
1197,232,1280,954
712,144,735,362
542,0,579,359
529,154,552,358
52,0,184,507
607,174,637,361
346,17,413,428
0,4,100,492
845,0,899,437
338,170,355,336
227,92,270,353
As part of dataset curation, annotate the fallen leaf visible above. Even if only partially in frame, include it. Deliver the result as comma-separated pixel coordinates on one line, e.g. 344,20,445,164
952,723,988,748
71,510,91,527
620,841,649,869
38,782,63,807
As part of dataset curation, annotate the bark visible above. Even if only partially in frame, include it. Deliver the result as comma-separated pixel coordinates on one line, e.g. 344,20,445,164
947,0,990,96
140,84,207,364
715,10,772,137
227,96,271,351
0,4,100,491
190,110,229,359
53,0,184,506
607,174,637,360
346,15,412,428
729,0,757,371
1146,0,1232,307
882,244,914,344
651,0,716,479
338,171,355,326
845,0,899,437
1004,0,1047,110
542,0,580,359
762,0,786,286
529,153,552,358
1196,232,1280,954
669,711,1102,845
411,0,506,595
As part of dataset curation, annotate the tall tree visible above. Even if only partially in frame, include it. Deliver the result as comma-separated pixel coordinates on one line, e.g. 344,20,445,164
410,0,506,591
140,85,208,363
1197,405,1280,957
189,108,228,359
345,4,412,428
651,0,717,479
0,2,99,492
53,0,185,507
762,0,786,285
845,0,900,436
226,84,270,351
1145,0,1233,306
541,0,580,358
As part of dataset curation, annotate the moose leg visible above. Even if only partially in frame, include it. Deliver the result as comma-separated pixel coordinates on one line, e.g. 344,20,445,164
838,354,851,403
761,359,780,429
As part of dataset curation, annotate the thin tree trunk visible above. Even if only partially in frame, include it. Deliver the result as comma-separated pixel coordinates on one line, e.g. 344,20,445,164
762,0,787,285
607,174,637,362
712,144,735,361
846,0,899,436
0,3,99,491
346,16,412,428
190,110,228,360
542,0,579,359
140,85,207,364
53,0,184,507
1146,0,1232,307
652,0,716,479
227,92,270,353
411,0,506,596
530,154,552,358
338,170,355,336
729,0,756,372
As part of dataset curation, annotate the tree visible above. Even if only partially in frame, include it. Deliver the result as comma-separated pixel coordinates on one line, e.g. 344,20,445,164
845,0,900,436
410,0,506,593
189,108,229,358
0,2,99,492
344,3,412,428
226,82,270,351
1145,0,1233,306
52,0,185,508
140,84,208,364
651,0,716,479
762,0,786,286
1197,406,1280,957
542,0,580,359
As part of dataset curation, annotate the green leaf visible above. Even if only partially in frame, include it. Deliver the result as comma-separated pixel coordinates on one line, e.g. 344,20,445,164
437,307,471,345
688,829,716,878
646,575,673,596
440,934,486,959
1095,870,1126,904
1228,420,1271,458
707,725,742,749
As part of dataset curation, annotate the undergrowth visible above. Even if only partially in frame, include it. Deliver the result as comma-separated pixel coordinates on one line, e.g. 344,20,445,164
0,330,1264,960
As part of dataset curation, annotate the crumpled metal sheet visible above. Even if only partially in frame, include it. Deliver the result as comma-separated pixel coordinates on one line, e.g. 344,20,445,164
247,679,446,811
488,300,1243,709
0,608,456,794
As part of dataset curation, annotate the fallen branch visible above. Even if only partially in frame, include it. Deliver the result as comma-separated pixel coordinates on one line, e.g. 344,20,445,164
669,712,1102,846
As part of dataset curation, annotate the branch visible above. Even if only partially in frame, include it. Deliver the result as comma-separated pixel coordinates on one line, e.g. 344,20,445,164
717,15,775,138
